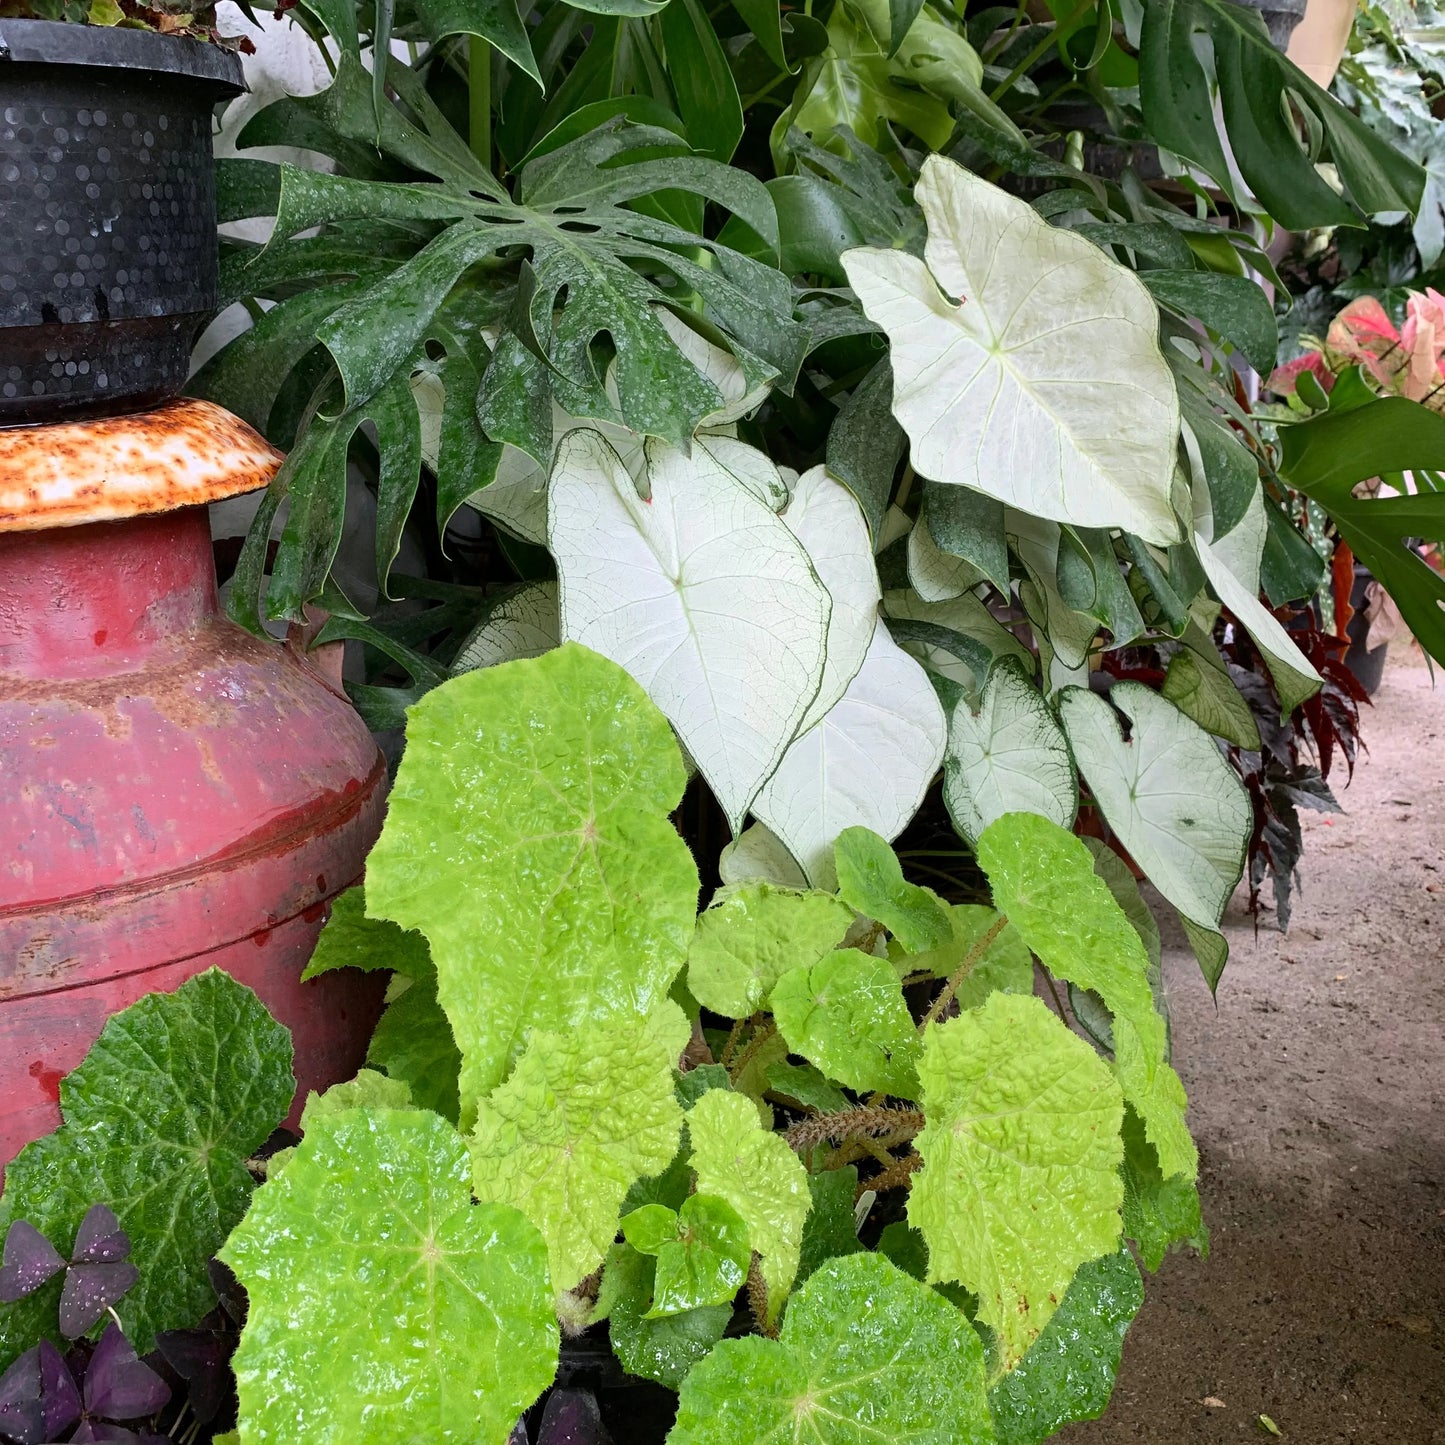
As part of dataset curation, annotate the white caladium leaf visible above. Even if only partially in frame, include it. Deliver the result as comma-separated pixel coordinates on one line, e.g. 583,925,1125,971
752,625,945,889
883,589,1032,694
908,512,986,601
466,442,552,544
841,155,1180,545
780,465,880,735
718,822,808,889
658,310,773,428
1059,682,1251,930
943,657,1077,845
1011,513,1099,672
451,582,559,674
550,428,831,831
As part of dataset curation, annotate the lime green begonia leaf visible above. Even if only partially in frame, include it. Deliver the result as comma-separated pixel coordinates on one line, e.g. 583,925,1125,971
890,902,1034,1011
620,1193,751,1316
833,826,952,952
301,885,432,981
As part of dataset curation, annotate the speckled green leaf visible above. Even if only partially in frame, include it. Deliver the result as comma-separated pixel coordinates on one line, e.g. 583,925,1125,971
687,1090,810,1318
1121,1109,1208,1273
891,903,1034,1011
221,1108,556,1445
0,971,292,1365
796,1167,863,1284
301,886,432,981
833,826,952,952
772,950,920,1098
908,992,1124,1369
366,973,463,1123
987,1247,1143,1444
669,1252,993,1444
366,644,699,1117
621,1194,750,1316
470,1004,687,1289
977,812,1197,1182
687,884,853,1020
596,1244,730,1389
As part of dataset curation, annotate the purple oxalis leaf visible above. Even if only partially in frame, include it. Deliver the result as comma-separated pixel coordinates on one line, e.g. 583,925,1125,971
536,1389,610,1445
507,1422,530,1445
59,1265,141,1340
0,1346,44,1445
0,1222,65,1303
154,1328,231,1424
82,1326,169,1423
70,1208,130,1267
38,1341,80,1441
65,1425,169,1444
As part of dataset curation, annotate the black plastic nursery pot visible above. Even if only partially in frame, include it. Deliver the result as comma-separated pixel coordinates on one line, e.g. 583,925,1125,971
0,18,243,424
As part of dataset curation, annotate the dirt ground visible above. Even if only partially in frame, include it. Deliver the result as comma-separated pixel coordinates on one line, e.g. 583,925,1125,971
1070,648,1445,1444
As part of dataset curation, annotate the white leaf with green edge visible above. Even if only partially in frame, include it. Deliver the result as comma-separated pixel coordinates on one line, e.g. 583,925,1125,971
687,1089,810,1317
891,902,1033,1011
594,1243,731,1389
718,822,808,889
908,992,1124,1369
221,1109,556,1445
0,971,292,1364
451,581,559,674
365,644,698,1117
669,1252,994,1445
883,588,1032,693
842,155,1181,546
687,883,853,1019
943,656,1077,846
988,1247,1143,1444
833,825,952,952
300,886,431,981
620,1194,750,1316
1058,682,1250,931
1012,514,1099,672
299,1069,413,1133
779,465,880,735
753,626,946,889
550,428,831,831
1121,1108,1208,1273
772,949,921,1098
977,812,1196,1181
908,512,986,601
469,1004,688,1290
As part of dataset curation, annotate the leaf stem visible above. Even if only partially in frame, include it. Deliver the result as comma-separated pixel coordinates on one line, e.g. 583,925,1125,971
728,1019,778,1083
987,0,1093,102
866,1151,922,1194
919,914,1008,1032
719,1017,747,1069
747,1253,778,1337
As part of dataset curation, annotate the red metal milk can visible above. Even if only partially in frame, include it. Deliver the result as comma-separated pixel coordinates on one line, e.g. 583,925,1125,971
0,399,388,1164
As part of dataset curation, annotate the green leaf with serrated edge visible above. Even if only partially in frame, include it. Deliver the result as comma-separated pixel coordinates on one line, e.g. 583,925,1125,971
833,827,952,953
908,992,1125,1369
1058,683,1251,932
987,1247,1143,1445
366,644,699,1117
765,1062,848,1115
300,886,431,981
596,1243,731,1389
621,1194,750,1316
978,813,1196,1181
890,903,1034,1012
366,973,462,1123
687,884,853,1019
221,1109,556,1444
0,971,292,1365
470,1004,686,1290
796,1167,863,1284
1121,1108,1208,1272
943,657,1078,847
688,1089,810,1318
669,1252,994,1444
299,1070,412,1132
772,950,921,1099
676,1065,731,1111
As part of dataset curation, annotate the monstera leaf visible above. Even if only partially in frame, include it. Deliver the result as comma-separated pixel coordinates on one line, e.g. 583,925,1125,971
842,156,1180,546
669,1253,994,1444
220,1109,556,1445
908,992,1124,1370
365,645,699,1117
550,428,832,832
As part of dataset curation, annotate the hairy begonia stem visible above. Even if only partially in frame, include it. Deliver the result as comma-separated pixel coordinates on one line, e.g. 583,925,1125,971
728,1019,777,1083
919,914,1009,1032
785,1105,925,1152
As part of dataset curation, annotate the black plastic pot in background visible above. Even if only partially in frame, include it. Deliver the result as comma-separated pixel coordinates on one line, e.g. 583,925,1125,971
0,19,244,424
1344,563,1389,697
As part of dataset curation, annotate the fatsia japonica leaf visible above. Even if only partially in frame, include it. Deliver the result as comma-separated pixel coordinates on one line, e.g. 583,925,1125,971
365,644,699,1117
842,156,1181,546
686,884,854,1019
0,971,292,1365
549,428,831,832
669,1252,993,1445
752,626,947,889
619,1194,750,1316
987,1247,1143,1445
687,1090,810,1318
220,1108,556,1445
470,1004,688,1291
976,813,1197,1181
833,826,952,952
1057,683,1251,932
908,992,1125,1370
300,885,431,981
943,657,1078,846
771,949,921,1098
